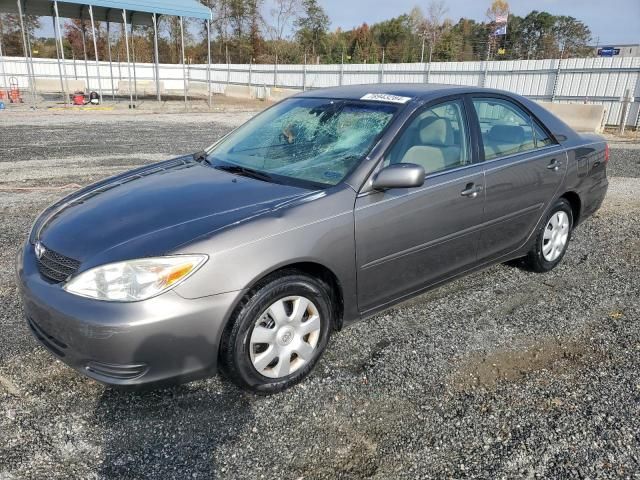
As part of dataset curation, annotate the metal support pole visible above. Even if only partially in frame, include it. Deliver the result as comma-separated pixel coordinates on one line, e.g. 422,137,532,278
107,21,115,99
206,17,212,108
180,16,187,109
248,58,252,88
303,53,307,91
0,20,8,97
88,5,102,103
81,25,89,91
53,0,69,105
379,48,385,83
130,21,137,102
339,51,344,86
152,13,161,102
122,9,134,108
51,15,65,103
16,0,37,104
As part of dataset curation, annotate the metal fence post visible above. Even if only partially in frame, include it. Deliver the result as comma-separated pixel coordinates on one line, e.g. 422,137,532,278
339,51,344,86
303,53,307,91
379,48,385,83
274,54,278,88
619,89,631,134
634,71,640,132
226,44,230,87
551,49,564,102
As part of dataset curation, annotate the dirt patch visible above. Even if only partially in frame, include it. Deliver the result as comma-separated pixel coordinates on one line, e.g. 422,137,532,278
449,336,603,392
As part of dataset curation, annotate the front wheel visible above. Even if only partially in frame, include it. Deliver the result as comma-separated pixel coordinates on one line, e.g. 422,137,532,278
219,272,332,394
524,198,573,272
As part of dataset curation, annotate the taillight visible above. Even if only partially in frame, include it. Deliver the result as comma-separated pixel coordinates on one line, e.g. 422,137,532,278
604,143,610,163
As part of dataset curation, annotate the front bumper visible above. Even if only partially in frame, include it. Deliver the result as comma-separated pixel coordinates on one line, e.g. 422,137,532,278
17,243,242,387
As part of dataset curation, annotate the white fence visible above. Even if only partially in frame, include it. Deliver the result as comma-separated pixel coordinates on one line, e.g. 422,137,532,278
1,55,639,127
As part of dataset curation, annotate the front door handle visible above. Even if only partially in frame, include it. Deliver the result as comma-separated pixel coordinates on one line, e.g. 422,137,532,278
460,183,483,198
547,159,563,171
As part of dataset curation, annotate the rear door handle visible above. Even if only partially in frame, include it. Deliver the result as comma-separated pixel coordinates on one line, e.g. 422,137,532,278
547,159,562,171
460,183,483,198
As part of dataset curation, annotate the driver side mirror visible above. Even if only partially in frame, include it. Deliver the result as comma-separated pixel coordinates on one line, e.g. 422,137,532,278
372,163,425,190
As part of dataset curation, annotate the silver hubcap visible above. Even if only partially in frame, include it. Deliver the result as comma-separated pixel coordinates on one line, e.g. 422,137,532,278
249,296,321,379
542,211,570,262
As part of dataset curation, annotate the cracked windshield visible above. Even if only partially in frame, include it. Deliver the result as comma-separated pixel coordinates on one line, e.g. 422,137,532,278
206,98,398,187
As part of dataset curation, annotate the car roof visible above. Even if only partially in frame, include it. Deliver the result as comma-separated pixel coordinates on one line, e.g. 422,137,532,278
294,83,480,102
293,83,578,145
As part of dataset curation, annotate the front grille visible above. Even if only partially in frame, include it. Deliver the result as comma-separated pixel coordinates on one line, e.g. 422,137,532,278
36,244,80,283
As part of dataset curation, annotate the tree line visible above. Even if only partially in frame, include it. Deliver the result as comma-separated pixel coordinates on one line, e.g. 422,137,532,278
0,0,593,65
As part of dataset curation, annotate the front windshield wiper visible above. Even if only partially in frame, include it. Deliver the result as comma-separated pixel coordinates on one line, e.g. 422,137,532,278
214,164,275,183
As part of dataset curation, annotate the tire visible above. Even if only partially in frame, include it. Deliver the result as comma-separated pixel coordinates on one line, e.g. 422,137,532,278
219,271,333,394
524,198,573,273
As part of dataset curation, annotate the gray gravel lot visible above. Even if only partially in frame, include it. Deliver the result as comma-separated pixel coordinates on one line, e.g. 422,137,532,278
0,112,639,479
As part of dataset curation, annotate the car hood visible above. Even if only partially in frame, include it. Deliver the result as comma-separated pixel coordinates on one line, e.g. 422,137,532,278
37,157,314,268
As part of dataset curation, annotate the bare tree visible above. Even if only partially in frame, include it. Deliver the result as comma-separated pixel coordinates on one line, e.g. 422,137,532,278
417,0,449,62
265,0,301,43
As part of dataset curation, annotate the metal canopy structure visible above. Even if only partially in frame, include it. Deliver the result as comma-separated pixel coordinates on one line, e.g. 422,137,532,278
0,0,211,23
0,0,213,109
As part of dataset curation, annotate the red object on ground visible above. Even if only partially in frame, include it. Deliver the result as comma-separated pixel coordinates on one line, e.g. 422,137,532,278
9,88,21,103
73,93,86,106
8,77,21,103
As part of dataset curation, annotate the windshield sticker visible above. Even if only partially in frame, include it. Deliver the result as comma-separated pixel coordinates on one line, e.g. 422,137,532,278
360,93,412,104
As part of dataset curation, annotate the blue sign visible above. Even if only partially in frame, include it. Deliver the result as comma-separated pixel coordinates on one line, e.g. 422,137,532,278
598,47,620,57
494,25,507,36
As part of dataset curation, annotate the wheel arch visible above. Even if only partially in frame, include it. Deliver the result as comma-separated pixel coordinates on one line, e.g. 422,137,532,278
222,260,345,342
560,191,582,226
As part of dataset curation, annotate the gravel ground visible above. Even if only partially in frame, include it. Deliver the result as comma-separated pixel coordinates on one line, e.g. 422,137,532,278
0,112,639,479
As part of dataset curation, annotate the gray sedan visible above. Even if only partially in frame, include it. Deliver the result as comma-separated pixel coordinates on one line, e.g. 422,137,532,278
17,84,608,393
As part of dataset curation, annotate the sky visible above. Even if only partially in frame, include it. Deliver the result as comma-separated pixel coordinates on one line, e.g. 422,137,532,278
318,0,640,45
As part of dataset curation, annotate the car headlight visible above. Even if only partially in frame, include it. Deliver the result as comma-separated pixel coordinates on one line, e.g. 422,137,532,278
63,255,207,302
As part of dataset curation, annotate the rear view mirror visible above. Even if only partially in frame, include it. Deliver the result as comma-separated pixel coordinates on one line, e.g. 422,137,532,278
372,163,425,190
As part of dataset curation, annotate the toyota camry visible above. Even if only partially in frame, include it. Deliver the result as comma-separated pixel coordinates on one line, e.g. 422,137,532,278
17,84,608,393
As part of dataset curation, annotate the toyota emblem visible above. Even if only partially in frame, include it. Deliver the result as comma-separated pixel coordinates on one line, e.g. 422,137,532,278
34,242,46,259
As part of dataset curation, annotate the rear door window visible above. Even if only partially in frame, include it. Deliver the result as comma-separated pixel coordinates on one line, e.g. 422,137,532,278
472,98,554,161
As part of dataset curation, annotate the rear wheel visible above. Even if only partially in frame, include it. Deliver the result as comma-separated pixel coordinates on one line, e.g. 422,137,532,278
524,198,573,272
220,272,332,393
